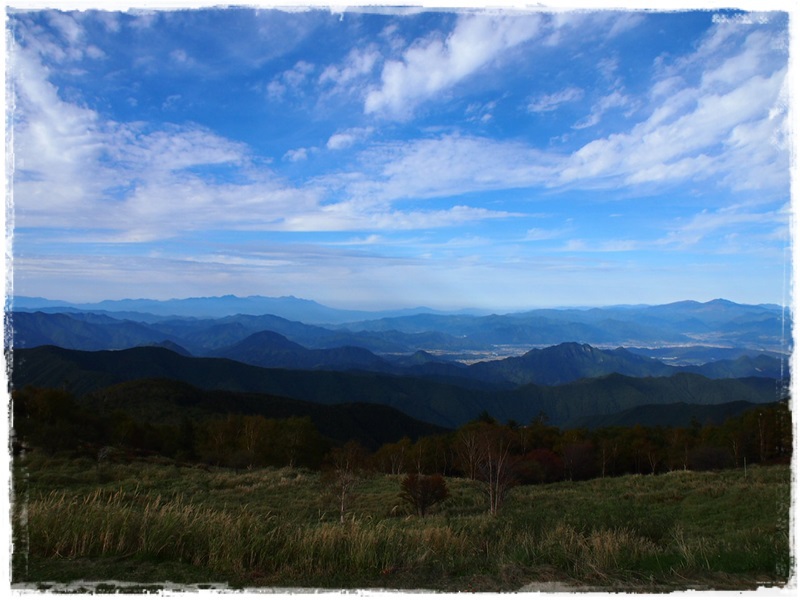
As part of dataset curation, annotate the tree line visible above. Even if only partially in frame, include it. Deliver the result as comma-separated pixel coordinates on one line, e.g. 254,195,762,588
13,384,792,513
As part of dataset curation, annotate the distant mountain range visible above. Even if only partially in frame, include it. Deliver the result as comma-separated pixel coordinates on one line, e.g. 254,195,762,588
7,295,790,434
8,311,789,387
9,296,791,347
10,294,475,324
12,296,792,355
339,298,790,351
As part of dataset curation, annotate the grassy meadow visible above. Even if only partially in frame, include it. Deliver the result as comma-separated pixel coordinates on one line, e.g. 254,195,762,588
11,451,793,593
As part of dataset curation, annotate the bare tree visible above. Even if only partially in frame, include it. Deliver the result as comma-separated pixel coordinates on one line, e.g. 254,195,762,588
281,416,321,469
388,437,411,475
456,425,483,480
322,441,369,523
474,424,517,516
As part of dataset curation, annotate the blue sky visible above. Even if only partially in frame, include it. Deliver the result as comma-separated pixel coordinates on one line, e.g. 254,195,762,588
6,2,794,310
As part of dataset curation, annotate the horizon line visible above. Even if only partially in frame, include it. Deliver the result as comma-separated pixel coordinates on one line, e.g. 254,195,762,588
6,293,787,314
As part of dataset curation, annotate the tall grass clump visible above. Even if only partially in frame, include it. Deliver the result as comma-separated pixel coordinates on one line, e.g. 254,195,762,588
272,520,473,582
533,522,659,580
26,488,274,575
24,485,477,584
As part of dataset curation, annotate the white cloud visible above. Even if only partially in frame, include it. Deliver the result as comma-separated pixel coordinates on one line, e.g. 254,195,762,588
162,94,181,110
330,134,559,206
466,100,497,123
339,234,383,246
16,10,104,64
85,45,105,59
327,133,356,150
267,60,315,100
128,11,158,30
607,13,646,38
284,60,314,86
524,226,572,241
92,10,121,33
527,86,583,113
11,43,106,216
365,12,541,119
10,37,323,238
266,79,286,100
319,46,380,89
47,11,83,45
284,147,310,162
326,127,373,150
320,16,788,214
542,11,644,47
169,48,197,68
280,203,517,233
596,56,619,81
658,202,789,250
572,89,632,129
106,125,246,174
561,239,641,253
11,31,518,243
558,24,788,193
10,8,790,271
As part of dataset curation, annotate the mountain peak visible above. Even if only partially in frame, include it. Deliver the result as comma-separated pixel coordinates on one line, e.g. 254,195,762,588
706,298,737,306
229,330,305,352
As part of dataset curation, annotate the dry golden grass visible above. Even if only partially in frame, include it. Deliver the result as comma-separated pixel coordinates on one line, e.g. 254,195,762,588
13,455,792,591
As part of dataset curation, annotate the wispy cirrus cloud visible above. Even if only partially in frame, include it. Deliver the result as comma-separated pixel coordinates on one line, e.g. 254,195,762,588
309,15,788,211
527,86,584,113
562,238,641,253
10,27,517,242
558,27,788,193
658,202,790,251
319,45,381,91
328,134,559,205
524,225,573,242
267,60,315,100
364,12,542,119
280,203,519,233
327,127,374,150
571,89,633,129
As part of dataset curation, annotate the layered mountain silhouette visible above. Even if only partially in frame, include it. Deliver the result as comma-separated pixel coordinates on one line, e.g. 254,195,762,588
11,345,783,430
8,309,788,386
10,296,790,352
8,296,789,433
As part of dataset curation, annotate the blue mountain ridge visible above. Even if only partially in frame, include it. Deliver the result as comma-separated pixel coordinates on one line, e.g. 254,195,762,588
11,295,791,343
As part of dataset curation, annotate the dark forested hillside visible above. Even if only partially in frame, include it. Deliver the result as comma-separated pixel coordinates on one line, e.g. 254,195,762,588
79,378,447,449
11,345,784,430
216,330,392,371
564,400,766,429
466,342,676,385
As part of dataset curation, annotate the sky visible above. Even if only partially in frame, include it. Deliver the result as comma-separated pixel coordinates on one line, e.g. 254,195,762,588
4,1,795,311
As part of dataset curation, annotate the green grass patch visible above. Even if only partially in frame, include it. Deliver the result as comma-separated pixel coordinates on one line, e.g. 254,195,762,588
12,452,793,592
